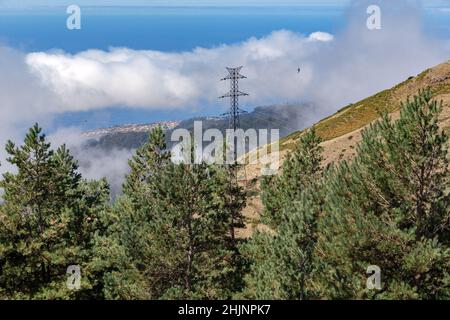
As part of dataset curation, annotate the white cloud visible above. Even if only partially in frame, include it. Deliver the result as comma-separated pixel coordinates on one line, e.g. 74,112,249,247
25,30,332,113
308,32,334,42
1,0,449,192
24,6,448,117
46,127,133,196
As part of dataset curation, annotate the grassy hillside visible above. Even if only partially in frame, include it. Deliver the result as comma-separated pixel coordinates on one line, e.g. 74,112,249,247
239,60,450,237
280,62,450,152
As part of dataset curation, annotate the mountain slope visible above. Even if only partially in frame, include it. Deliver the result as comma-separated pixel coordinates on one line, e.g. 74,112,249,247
84,103,315,152
240,60,450,237
282,61,450,152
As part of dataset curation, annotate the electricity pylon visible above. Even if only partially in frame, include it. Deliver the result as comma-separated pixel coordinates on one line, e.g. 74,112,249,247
219,66,248,164
219,66,249,250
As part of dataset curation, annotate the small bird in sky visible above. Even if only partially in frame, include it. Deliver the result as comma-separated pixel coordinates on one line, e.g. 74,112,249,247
297,67,301,73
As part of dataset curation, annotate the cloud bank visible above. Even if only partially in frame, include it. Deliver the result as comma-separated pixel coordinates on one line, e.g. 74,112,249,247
23,3,448,115
0,0,449,193
25,31,332,112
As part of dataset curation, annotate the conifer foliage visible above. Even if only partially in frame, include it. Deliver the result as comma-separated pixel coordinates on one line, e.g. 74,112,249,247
0,89,448,300
315,90,450,299
241,128,325,299
95,127,247,299
0,124,109,299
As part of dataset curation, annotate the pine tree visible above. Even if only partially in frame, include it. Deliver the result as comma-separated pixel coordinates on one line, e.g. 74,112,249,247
123,126,170,208
148,162,231,298
90,127,171,300
261,127,323,228
97,128,247,299
314,90,450,299
0,124,109,299
214,141,248,295
241,128,325,299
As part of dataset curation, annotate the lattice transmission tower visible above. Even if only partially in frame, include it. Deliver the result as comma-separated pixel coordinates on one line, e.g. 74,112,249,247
219,66,249,165
219,66,249,250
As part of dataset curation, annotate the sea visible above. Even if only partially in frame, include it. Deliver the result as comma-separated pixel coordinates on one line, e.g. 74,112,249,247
0,5,448,130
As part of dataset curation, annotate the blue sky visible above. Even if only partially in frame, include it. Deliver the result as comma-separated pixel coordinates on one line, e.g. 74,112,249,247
2,0,348,6
0,0,449,133
0,0,447,8
0,0,449,187
0,0,449,130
